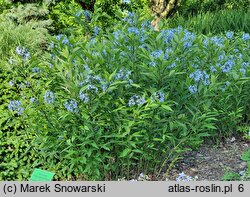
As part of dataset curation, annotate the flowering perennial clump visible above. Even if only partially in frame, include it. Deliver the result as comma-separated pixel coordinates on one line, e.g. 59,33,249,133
6,11,250,181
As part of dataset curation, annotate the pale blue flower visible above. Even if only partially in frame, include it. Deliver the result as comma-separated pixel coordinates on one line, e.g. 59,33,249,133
84,10,91,21
221,81,230,92
182,30,195,49
79,91,89,103
30,97,36,103
211,36,224,47
123,0,130,3
62,37,69,45
167,62,176,69
160,29,175,44
44,91,55,104
64,99,78,113
141,20,152,29
189,70,203,82
8,100,24,115
128,27,140,35
115,68,132,81
49,42,54,48
221,59,235,73
242,33,250,41
113,30,121,40
32,67,40,73
153,92,165,102
234,48,239,53
151,50,163,58
56,34,63,40
86,84,98,93
188,85,198,94
176,172,193,181
210,66,217,72
226,31,234,40
149,62,156,67
242,62,249,67
9,81,15,86
128,95,145,107
239,68,246,75
94,26,100,36
15,46,30,60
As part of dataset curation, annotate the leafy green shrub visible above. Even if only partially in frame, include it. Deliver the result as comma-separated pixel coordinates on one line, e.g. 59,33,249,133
0,2,53,180
4,11,250,180
48,0,150,36
0,0,13,14
0,57,43,180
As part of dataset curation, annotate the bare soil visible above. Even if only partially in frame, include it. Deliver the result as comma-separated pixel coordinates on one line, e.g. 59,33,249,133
163,137,250,181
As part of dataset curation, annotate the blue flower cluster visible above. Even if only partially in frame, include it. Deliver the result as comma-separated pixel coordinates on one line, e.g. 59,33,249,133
176,172,193,181
122,12,137,25
160,28,179,44
44,91,55,104
221,81,230,92
78,73,103,92
79,90,89,103
123,0,130,3
114,68,133,84
56,34,70,45
8,100,24,115
84,10,91,21
128,94,146,107
242,33,250,41
211,36,224,47
117,12,151,46
188,85,198,94
30,97,37,103
151,50,163,59
128,27,140,36
94,26,100,36
182,30,195,49
64,99,78,113
32,67,40,73
189,70,210,86
152,91,165,103
226,31,234,40
221,58,235,73
15,46,30,60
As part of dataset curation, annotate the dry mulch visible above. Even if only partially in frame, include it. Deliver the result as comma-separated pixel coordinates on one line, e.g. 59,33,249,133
163,137,249,181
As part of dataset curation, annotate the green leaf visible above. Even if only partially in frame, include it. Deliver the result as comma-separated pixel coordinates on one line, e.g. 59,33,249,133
241,150,250,161
120,148,131,158
161,105,173,111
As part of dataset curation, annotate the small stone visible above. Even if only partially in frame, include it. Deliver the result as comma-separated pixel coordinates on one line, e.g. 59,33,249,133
189,168,199,176
239,170,245,176
230,137,236,143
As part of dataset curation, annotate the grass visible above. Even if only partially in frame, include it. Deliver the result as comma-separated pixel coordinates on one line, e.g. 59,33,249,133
163,8,250,35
